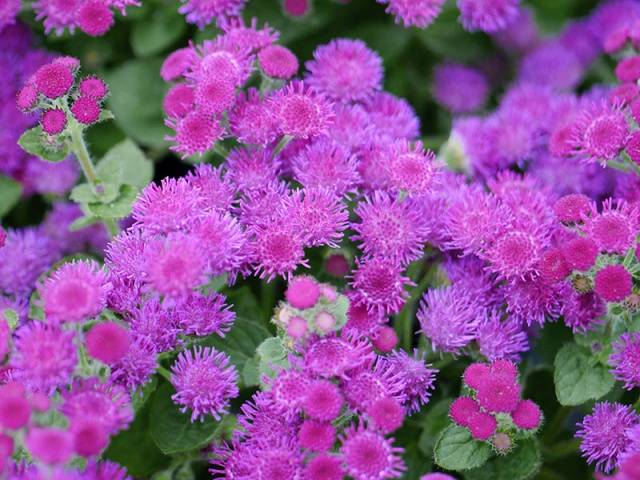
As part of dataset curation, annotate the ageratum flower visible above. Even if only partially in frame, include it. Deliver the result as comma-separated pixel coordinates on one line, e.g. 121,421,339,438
171,346,239,422
576,402,639,473
305,38,383,102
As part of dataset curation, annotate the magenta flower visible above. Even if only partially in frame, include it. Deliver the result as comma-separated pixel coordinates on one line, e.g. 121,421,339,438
166,110,225,158
258,45,298,79
433,62,489,113
581,199,639,254
226,146,281,192
270,81,334,139
176,292,235,337
40,260,110,323
109,337,158,390
387,140,438,195
178,0,247,28
457,0,521,33
382,349,437,414
352,191,430,265
576,402,639,473
304,334,372,379
376,0,445,28
349,256,412,316
475,309,529,361
306,38,383,102
228,88,279,145
418,285,479,355
171,347,239,422
610,333,640,390
364,92,420,140
340,425,406,480
12,323,77,392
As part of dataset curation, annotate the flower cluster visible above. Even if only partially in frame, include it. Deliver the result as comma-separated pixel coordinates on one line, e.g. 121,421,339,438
211,278,437,480
449,361,542,450
33,0,139,36
18,57,109,131
0,26,81,197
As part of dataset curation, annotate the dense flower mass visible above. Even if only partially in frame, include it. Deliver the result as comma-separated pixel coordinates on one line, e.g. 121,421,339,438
5,1,640,478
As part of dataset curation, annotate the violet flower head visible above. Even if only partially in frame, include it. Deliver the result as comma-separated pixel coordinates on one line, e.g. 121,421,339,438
610,333,640,390
340,424,406,480
0,0,19,30
349,256,412,316
225,146,281,192
481,225,547,280
228,88,279,146
127,298,180,353
61,378,133,435
418,285,480,355
569,99,629,164
249,217,309,281
475,309,529,361
11,323,77,392
40,260,110,324
270,81,334,140
576,402,639,473
352,191,430,265
132,177,203,234
166,110,225,158
0,228,59,296
305,38,383,103
184,163,236,212
145,233,208,299
281,187,349,248
581,199,639,255
109,336,158,390
304,334,372,379
376,0,446,28
363,91,420,140
433,62,489,113
503,276,564,326
561,290,605,333
387,140,439,195
457,0,521,33
383,349,437,414
177,292,236,337
178,0,247,28
171,346,239,422
292,137,360,196
518,41,584,91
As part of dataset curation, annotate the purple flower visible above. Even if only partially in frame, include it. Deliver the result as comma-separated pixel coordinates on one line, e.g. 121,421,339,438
228,88,279,146
61,377,133,434
387,140,438,195
561,290,605,333
0,0,19,30
0,228,59,296
305,38,383,103
176,292,235,337
132,177,203,234
270,81,334,140
110,336,157,390
11,322,77,392
292,137,360,196
363,92,420,140
349,257,412,316
184,163,236,212
178,0,247,28
303,334,373,379
475,309,529,361
226,146,281,192
576,402,639,473
340,424,405,480
376,0,445,28
610,333,640,390
40,260,110,324
418,285,480,355
127,298,180,352
352,191,430,265
457,0,521,33
281,187,349,248
171,346,239,422
519,41,584,91
569,99,629,164
381,350,437,414
502,277,564,326
433,62,489,113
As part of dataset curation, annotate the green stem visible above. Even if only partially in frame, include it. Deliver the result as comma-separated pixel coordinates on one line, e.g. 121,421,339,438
105,219,120,237
69,123,100,189
213,142,229,159
542,406,571,443
273,135,293,158
157,366,172,381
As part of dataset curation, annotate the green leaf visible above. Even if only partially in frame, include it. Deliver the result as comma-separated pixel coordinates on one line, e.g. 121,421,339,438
464,438,541,480
149,382,220,455
2,308,18,330
131,8,186,57
202,316,271,387
87,184,137,219
418,398,452,457
96,139,153,189
256,337,289,380
18,126,70,162
554,343,615,406
105,59,170,148
132,376,158,412
434,425,493,471
69,214,102,232
104,392,171,477
0,175,22,218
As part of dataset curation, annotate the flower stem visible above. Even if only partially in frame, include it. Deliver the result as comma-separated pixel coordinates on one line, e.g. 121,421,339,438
273,135,293,158
69,122,100,190
157,366,172,381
